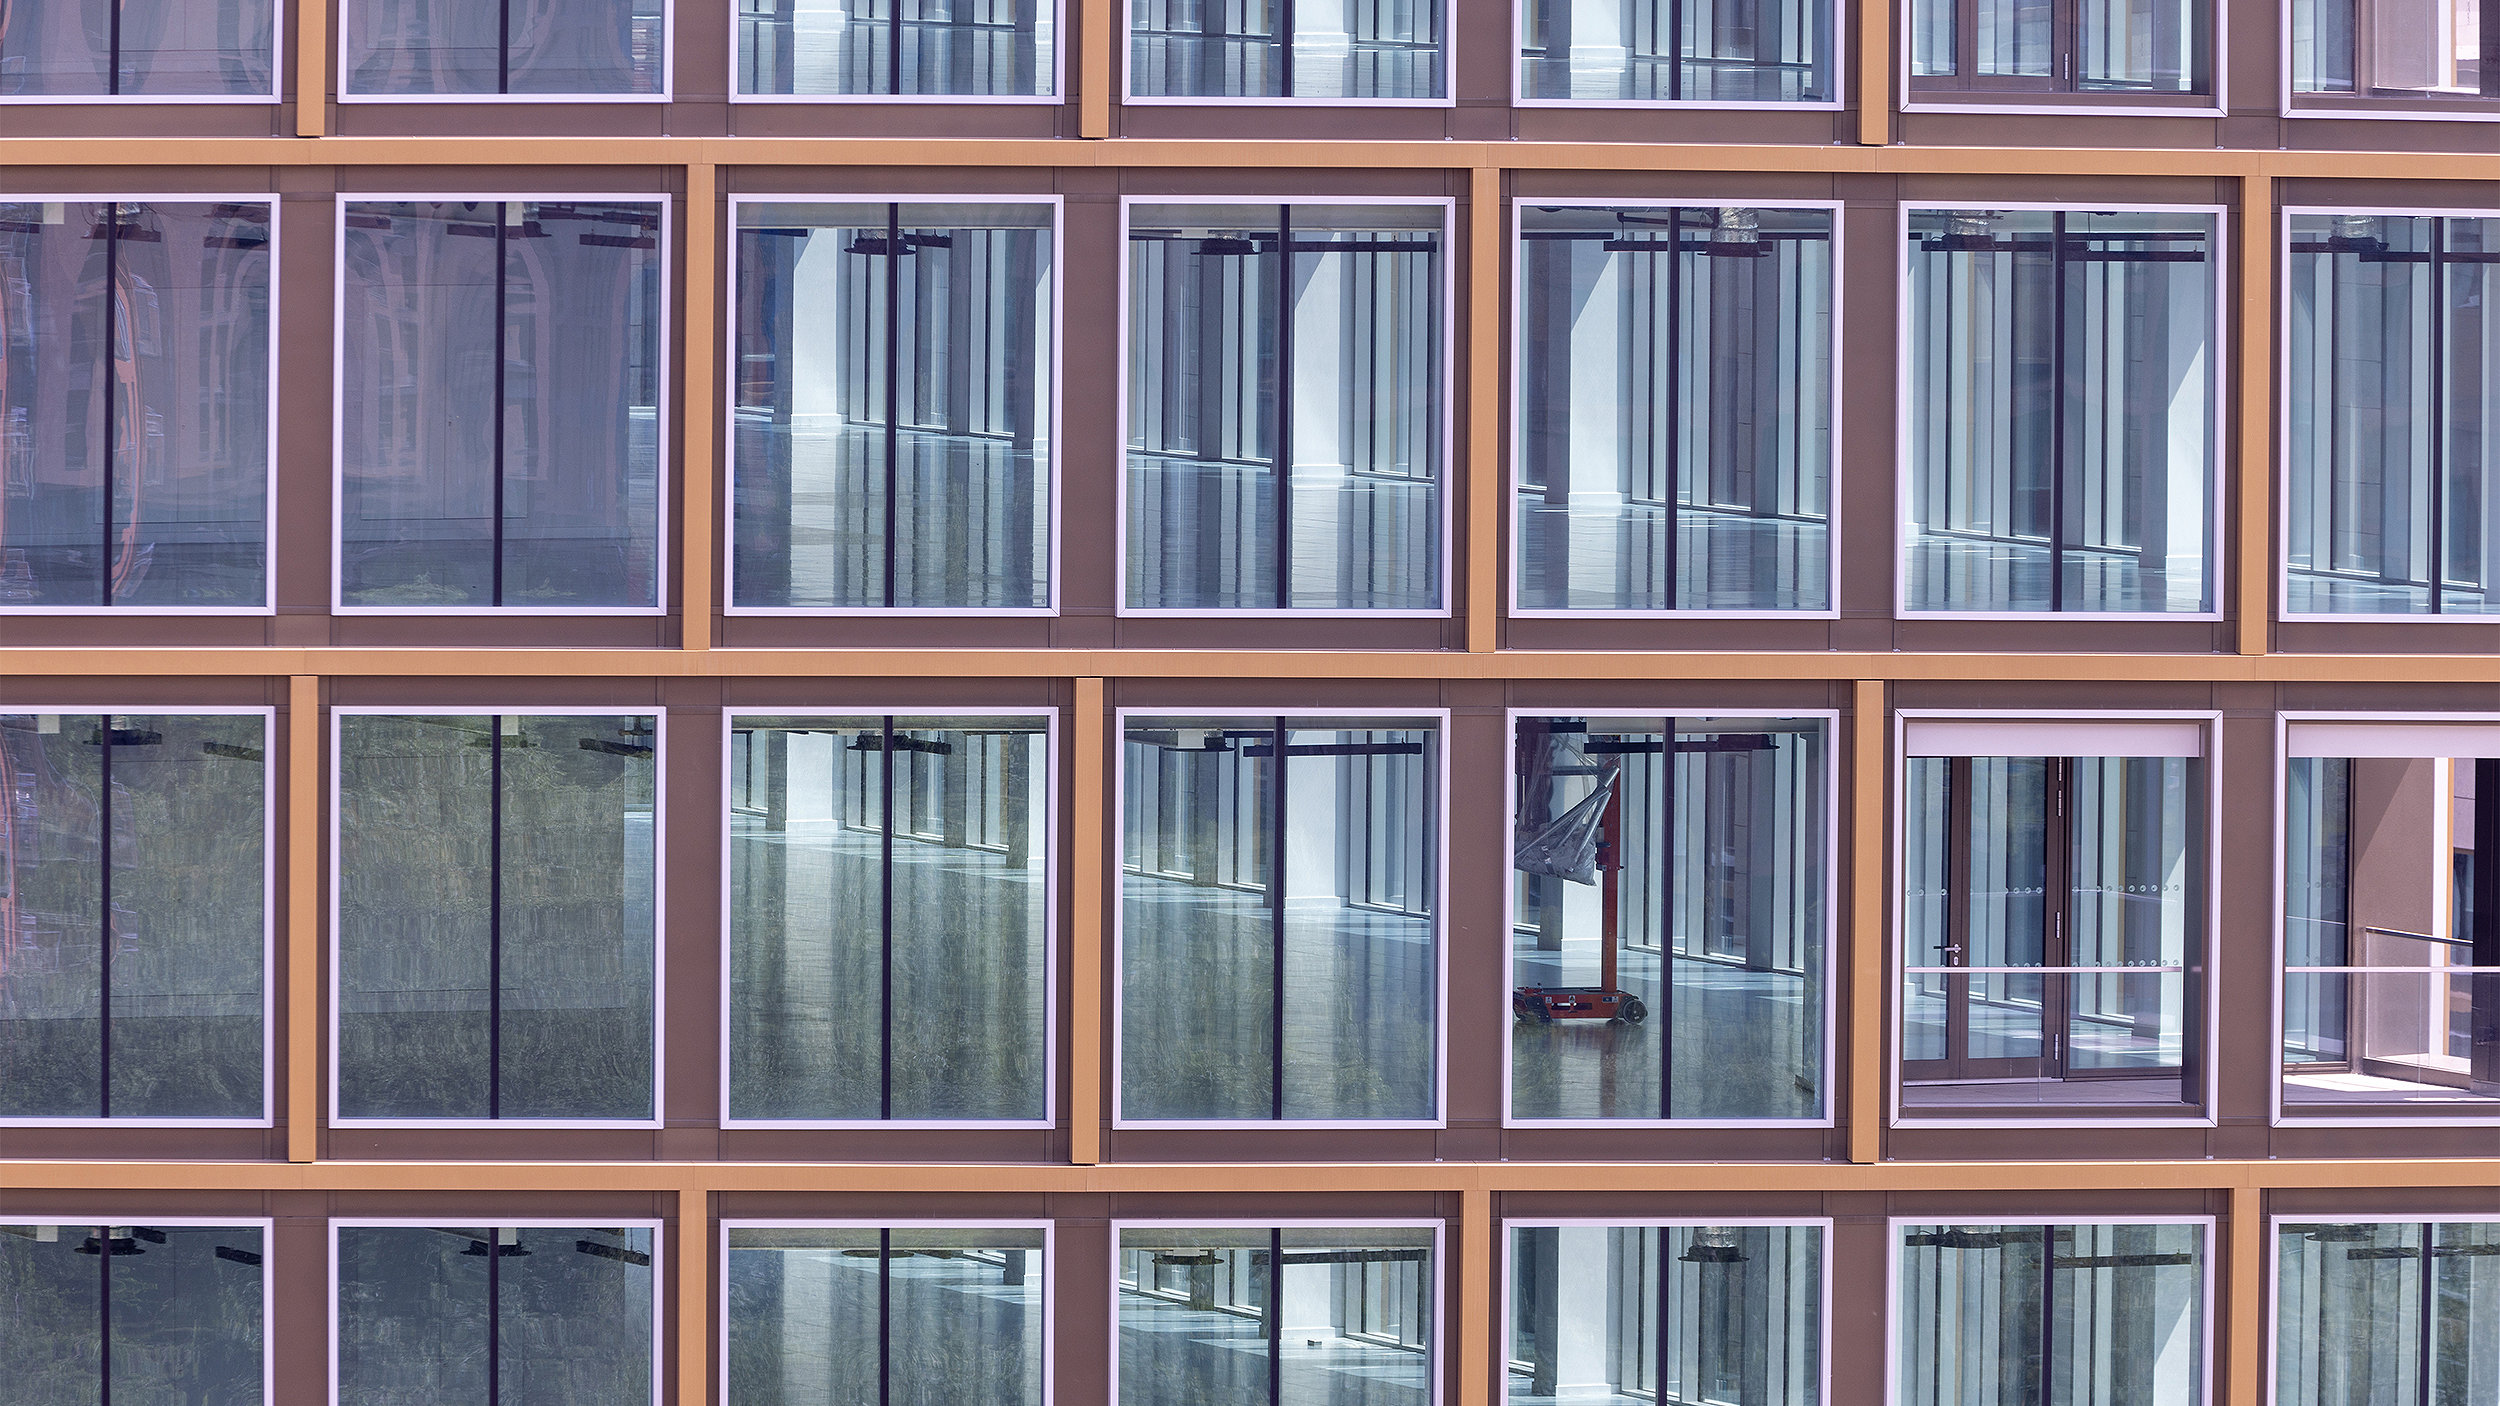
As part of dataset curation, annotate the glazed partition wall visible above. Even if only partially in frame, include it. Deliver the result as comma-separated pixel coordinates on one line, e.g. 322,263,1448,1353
332,712,660,1124
1124,202,1444,613
0,712,269,1122
1117,714,1441,1123
2275,1219,2500,1406
1508,715,1829,1123
2284,213,2500,617
731,201,1055,612
725,714,1051,1123
1506,1222,1825,1406
724,1223,1048,1406
0,1220,268,1403
0,199,272,610
336,199,665,612
342,0,669,96
0,1,277,97
1514,204,1834,614
737,0,1057,95
1903,208,2217,615
1127,0,1445,99
1515,0,1836,102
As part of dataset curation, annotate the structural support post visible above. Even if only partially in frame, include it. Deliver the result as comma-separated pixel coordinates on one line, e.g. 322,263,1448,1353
1849,679,1885,1163
2237,175,2274,657
683,163,719,650
1070,677,1107,1164
287,675,321,1163
678,1186,711,1406
295,0,328,137
1082,0,1114,136
1858,0,1891,145
1468,166,1502,653
1458,1184,1492,1406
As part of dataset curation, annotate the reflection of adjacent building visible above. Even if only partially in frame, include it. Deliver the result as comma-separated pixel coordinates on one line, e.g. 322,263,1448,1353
0,0,277,96
343,0,665,95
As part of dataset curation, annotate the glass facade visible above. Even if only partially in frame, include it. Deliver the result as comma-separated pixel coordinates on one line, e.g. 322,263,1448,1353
0,199,271,609
1907,0,2208,93
725,1224,1047,1406
1509,715,1828,1122
1128,0,1444,99
1516,0,1835,101
739,0,1056,96
2291,0,2500,101
1904,208,2217,615
1119,715,1439,1122
0,1,275,96
1515,205,1833,613
344,0,668,96
333,712,659,1123
1507,1222,1823,1405
1125,203,1444,612
732,202,1055,611
337,199,664,611
726,714,1050,1122
1895,1222,2207,1406
334,1223,656,1405
1,1222,267,1402
0,712,267,1121
2276,1220,2500,1406
1117,1225,1435,1406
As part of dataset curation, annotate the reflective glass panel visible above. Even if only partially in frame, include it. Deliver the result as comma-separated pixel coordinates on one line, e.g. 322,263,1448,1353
1126,204,1443,611
1507,1223,1822,1404
339,200,664,609
1904,209,2215,614
336,1224,656,1406
1129,0,1442,97
1508,717,1827,1120
725,1225,1047,1406
1896,1223,2206,1406
2285,215,2500,615
738,0,1056,95
345,0,667,95
727,716,1050,1121
1118,1226,1435,1406
0,1,276,96
2292,0,2500,97
1120,716,1439,1121
0,1223,266,1405
0,713,267,1120
335,714,658,1121
1515,207,1832,612
732,203,1054,610
1517,0,1833,100
0,201,271,608
2277,1221,2500,1406
1907,0,2205,89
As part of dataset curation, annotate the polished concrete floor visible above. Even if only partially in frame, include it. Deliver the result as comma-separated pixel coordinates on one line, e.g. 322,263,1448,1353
1124,455,1441,612
1509,941,1821,1120
728,1243,1044,1406
1120,1290,1432,1406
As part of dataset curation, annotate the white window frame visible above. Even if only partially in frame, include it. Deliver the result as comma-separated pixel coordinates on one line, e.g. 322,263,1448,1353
2275,1,2500,119
1506,199,1845,620
1890,709,2225,1129
1500,708,1841,1128
0,706,277,1128
337,0,676,103
1109,705,1451,1129
1893,201,2230,623
716,706,1059,1129
329,192,674,617
3,1214,277,1405
726,1,1065,101
1506,0,1846,108
326,705,668,1131
2264,1210,2500,1406
328,1216,666,1406
1115,196,1457,618
721,194,1064,617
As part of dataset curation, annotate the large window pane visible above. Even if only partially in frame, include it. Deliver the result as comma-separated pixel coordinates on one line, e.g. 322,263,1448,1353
1118,1225,1435,1406
726,1224,1047,1406
732,203,1054,610
345,0,667,96
1906,0,2205,91
1508,1223,1823,1404
1126,203,1443,611
339,200,664,610
2277,1220,2500,1406
0,1222,267,1405
0,1,276,96
2292,0,2500,99
1129,0,1443,98
1120,715,1439,1122
2285,214,2500,615
336,1223,656,1406
1509,716,1827,1121
738,0,1057,95
1515,207,1832,612
1895,1222,2206,1406
1517,0,1833,101
0,713,267,1120
335,713,658,1122
1905,209,2215,615
727,715,1050,1121
0,200,271,608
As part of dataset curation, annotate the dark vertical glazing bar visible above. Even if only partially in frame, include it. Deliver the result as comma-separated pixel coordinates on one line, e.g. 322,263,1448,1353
880,716,897,1119
885,205,903,607
2049,214,2068,614
879,1227,894,1406
1267,1226,1284,1406
98,1224,113,1406
1273,210,1295,609
1270,718,1289,1119
1659,719,1676,1119
492,207,511,606
489,720,505,1119
98,721,114,1116
101,213,118,606
2431,221,2449,613
499,0,514,93
1663,215,1683,610
486,1228,503,1406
